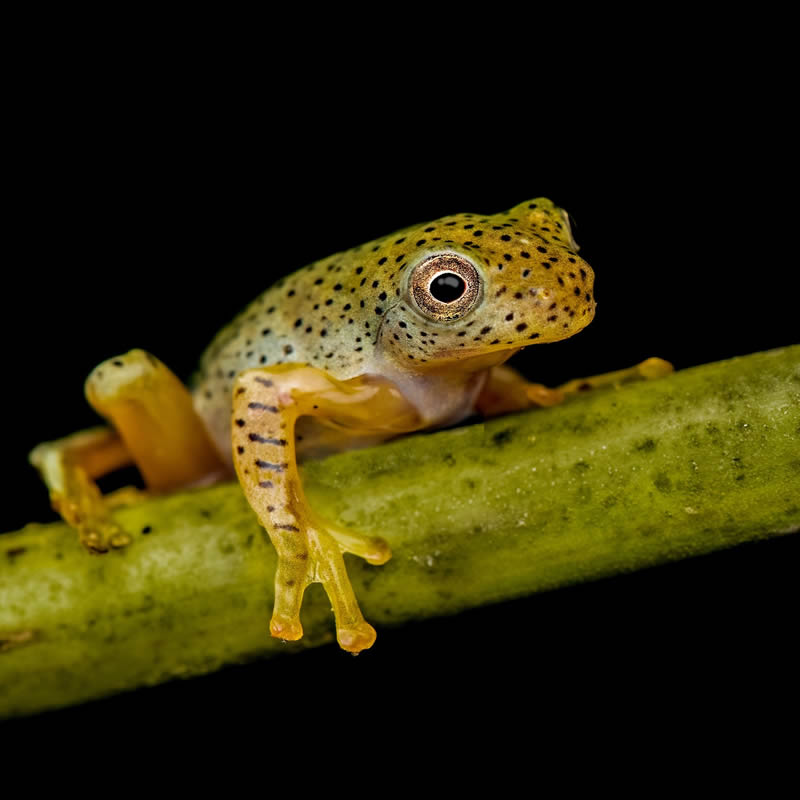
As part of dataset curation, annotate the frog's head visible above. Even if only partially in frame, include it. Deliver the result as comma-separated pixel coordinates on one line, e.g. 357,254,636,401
378,198,596,370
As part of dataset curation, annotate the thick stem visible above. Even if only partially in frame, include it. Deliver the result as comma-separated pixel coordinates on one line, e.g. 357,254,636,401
1,346,798,718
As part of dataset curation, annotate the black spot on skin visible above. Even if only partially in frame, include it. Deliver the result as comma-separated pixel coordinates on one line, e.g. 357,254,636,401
379,291,387,301
516,323,528,331
255,460,288,472
235,419,246,427
378,257,387,265
521,251,530,258
537,246,547,253
237,446,245,454
249,433,288,445
248,402,279,412
480,326,492,334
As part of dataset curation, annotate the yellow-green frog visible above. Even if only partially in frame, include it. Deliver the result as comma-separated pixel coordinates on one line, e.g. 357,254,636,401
30,197,671,652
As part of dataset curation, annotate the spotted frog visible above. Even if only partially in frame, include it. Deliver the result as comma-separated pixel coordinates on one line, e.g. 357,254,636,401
30,198,671,652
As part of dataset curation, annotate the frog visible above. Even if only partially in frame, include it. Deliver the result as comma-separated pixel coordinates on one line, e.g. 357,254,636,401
29,197,672,653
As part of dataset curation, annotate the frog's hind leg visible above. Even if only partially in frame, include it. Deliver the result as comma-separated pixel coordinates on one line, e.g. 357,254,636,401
476,358,674,417
29,349,226,553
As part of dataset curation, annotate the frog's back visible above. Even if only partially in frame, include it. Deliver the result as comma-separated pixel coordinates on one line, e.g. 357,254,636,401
191,228,411,440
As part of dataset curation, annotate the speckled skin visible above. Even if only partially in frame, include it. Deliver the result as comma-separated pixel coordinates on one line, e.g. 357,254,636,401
27,196,600,654
192,197,596,462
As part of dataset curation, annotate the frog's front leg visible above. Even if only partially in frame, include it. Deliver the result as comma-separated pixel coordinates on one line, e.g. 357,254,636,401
476,358,674,417
30,350,227,553
231,364,420,653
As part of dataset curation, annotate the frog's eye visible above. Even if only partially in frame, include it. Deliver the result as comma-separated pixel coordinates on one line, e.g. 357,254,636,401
409,253,482,322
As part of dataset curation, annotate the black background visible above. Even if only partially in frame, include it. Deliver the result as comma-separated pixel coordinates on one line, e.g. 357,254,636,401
3,52,798,740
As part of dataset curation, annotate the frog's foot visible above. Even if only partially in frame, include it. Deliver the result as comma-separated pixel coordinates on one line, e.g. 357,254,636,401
269,523,381,653
30,429,133,553
231,365,417,653
53,489,132,553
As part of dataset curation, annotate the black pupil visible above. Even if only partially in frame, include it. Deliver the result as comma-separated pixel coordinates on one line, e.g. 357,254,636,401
430,273,466,303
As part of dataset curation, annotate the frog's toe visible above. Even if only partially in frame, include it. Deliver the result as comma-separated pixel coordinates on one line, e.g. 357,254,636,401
337,621,377,654
270,554,310,643
325,522,392,565
638,357,674,379
270,615,304,642
79,530,110,554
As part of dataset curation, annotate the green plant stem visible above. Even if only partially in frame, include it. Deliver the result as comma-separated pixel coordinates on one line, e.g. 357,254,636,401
1,346,798,718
